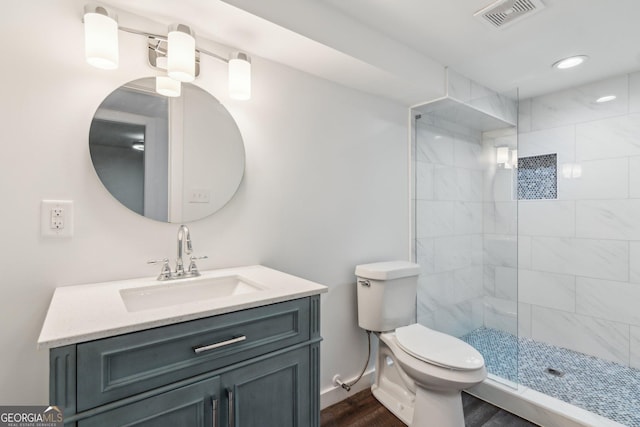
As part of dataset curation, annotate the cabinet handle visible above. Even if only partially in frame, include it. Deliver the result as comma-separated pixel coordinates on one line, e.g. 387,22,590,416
212,398,218,427
193,335,247,354
227,388,234,427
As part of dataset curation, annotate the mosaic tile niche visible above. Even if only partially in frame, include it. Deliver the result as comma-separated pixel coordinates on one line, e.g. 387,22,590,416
517,153,557,200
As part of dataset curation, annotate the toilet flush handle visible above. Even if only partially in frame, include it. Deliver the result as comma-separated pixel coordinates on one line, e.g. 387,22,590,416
358,279,371,287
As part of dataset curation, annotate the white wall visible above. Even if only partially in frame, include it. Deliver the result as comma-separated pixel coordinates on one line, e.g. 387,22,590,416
0,0,409,404
517,72,640,368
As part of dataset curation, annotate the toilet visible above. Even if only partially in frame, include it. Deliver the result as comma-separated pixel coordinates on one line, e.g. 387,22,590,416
355,261,486,427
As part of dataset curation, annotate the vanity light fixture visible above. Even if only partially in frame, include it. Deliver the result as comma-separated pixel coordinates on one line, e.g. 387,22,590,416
153,56,181,97
596,95,617,103
552,55,589,70
167,24,196,83
156,75,181,97
228,52,252,100
83,5,119,70
82,4,252,100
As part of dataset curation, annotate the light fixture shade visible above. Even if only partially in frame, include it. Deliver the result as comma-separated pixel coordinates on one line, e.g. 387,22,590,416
511,149,518,168
167,25,195,82
228,52,251,100
496,146,509,165
84,6,118,70
156,76,181,97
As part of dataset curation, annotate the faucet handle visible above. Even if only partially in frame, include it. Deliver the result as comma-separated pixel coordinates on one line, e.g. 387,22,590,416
188,255,208,276
148,258,172,281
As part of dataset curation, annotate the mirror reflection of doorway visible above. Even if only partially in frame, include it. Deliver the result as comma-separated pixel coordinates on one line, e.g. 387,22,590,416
89,87,169,222
89,120,146,216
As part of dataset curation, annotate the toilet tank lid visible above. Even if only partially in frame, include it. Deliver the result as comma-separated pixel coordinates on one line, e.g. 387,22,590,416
355,261,420,280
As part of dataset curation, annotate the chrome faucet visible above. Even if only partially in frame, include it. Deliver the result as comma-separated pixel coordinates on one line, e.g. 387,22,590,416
148,224,207,280
175,224,193,277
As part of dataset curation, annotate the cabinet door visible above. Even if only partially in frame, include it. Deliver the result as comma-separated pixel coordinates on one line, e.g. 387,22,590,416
221,347,314,427
78,376,220,427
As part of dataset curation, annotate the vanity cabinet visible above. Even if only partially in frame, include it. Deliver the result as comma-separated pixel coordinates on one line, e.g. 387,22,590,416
49,296,321,427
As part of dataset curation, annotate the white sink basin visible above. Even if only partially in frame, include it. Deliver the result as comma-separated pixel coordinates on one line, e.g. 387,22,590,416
120,275,265,312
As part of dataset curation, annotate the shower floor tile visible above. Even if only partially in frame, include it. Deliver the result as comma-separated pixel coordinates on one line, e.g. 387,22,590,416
461,327,640,427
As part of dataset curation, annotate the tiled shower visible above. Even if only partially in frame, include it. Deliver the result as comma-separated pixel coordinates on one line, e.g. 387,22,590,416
414,70,640,426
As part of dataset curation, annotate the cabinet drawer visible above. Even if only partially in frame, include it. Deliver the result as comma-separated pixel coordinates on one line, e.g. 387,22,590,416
76,298,310,411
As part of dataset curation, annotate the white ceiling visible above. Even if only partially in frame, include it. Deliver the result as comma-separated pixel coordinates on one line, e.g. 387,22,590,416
103,0,640,105
319,0,640,98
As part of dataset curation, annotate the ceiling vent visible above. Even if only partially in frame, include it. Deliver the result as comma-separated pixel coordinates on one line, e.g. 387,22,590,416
474,0,545,29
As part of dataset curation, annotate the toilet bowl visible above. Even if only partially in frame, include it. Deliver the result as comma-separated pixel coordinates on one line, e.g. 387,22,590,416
355,261,487,427
373,323,486,427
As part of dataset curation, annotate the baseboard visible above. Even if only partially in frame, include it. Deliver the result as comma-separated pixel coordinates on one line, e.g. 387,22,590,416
320,369,375,410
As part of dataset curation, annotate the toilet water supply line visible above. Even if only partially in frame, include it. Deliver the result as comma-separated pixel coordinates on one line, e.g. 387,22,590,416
335,330,372,392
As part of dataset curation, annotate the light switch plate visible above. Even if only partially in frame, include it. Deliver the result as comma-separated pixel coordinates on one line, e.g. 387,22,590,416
188,188,211,204
41,200,74,237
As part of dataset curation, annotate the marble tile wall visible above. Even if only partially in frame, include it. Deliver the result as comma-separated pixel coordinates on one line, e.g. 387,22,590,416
415,116,486,338
416,71,640,370
517,70,640,368
481,128,519,340
446,68,518,126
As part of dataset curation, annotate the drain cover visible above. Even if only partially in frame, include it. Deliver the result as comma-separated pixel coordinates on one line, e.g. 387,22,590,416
545,367,564,377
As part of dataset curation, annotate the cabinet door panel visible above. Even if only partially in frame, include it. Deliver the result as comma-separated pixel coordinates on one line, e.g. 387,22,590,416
222,347,310,427
78,376,219,427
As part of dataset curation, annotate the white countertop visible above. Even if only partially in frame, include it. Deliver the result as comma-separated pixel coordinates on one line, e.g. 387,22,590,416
38,265,328,349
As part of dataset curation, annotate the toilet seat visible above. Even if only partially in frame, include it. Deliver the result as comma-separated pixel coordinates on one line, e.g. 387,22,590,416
395,323,484,371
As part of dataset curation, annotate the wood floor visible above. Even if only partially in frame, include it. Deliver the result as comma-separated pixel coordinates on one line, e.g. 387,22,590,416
320,389,539,427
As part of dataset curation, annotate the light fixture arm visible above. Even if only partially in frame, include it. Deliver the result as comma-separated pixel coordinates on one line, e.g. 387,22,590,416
118,26,230,64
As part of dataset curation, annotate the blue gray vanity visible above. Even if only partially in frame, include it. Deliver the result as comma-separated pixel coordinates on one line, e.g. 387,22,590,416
39,265,327,426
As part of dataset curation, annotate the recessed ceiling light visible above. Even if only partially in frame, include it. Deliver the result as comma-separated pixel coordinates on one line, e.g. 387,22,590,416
552,55,589,70
596,95,617,103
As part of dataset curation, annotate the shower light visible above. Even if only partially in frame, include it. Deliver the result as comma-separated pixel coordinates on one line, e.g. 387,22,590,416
552,55,589,70
83,5,119,70
496,146,510,165
562,163,582,179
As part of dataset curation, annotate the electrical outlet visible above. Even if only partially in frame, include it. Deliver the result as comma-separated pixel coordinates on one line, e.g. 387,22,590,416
51,208,64,229
41,200,74,237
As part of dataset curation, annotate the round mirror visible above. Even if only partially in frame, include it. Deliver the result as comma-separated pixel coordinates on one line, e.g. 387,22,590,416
89,78,245,223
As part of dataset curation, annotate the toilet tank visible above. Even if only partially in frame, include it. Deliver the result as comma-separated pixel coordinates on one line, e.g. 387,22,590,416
355,261,420,332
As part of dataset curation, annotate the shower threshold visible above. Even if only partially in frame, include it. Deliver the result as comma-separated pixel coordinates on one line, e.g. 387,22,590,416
461,328,639,427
